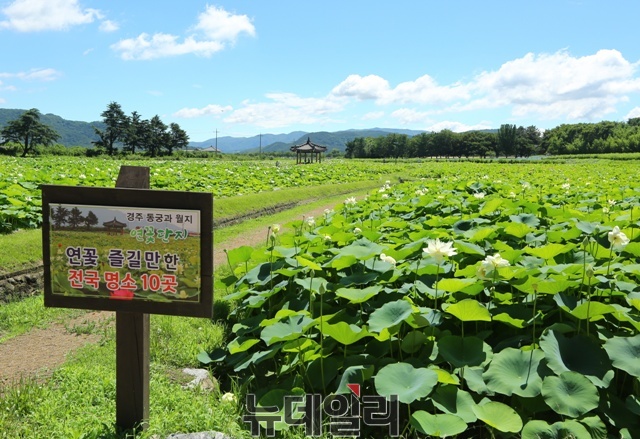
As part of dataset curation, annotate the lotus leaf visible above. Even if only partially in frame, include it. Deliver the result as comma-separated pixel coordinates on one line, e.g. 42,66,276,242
483,348,545,397
374,362,438,404
541,371,599,417
472,401,523,433
367,299,413,333
603,334,640,377
444,299,491,322
521,419,592,439
540,330,613,387
410,411,467,437
431,385,477,423
438,335,488,368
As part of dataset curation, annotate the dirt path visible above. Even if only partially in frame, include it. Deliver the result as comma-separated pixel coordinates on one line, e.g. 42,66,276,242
0,203,337,386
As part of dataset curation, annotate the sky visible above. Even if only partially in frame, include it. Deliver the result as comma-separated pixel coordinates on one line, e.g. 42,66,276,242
1,0,640,143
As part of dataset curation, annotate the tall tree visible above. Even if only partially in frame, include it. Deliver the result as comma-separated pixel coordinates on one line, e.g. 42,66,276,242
83,211,99,229
122,111,147,154
496,124,517,157
68,207,84,229
144,115,167,157
167,122,189,155
0,108,60,157
93,102,128,155
51,205,69,229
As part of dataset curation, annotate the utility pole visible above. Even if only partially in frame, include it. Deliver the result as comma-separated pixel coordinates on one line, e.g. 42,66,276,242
215,129,218,151
259,133,262,158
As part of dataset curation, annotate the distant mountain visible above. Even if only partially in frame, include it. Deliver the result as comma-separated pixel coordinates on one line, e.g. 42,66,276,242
189,131,306,153
0,108,104,147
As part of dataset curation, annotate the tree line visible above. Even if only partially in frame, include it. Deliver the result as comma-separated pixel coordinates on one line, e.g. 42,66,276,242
345,119,640,159
0,103,189,157
51,206,99,230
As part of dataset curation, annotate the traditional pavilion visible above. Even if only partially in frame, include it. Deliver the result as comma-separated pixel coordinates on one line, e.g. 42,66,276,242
290,137,328,164
103,217,127,235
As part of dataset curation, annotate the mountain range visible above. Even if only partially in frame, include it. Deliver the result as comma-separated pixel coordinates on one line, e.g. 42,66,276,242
0,109,426,153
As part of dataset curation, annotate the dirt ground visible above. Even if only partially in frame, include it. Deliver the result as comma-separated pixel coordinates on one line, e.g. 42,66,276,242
0,204,335,386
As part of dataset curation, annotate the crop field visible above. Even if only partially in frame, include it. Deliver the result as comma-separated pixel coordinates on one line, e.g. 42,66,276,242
2,155,640,437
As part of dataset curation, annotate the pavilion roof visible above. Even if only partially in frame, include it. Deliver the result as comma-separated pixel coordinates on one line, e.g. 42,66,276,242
290,137,327,153
103,217,127,228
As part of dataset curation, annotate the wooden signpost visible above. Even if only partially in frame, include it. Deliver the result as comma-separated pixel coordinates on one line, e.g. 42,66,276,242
42,166,213,432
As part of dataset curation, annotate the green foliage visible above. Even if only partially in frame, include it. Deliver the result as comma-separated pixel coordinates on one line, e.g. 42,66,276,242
204,165,640,437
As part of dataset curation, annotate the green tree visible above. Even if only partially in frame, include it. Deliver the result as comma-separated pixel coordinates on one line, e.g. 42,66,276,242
68,207,84,229
93,101,127,155
167,122,189,155
0,108,60,157
496,124,517,157
83,211,99,229
122,111,147,154
51,205,69,229
143,115,167,157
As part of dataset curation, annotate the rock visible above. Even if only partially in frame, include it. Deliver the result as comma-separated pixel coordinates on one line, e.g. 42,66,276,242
181,368,219,392
166,432,232,439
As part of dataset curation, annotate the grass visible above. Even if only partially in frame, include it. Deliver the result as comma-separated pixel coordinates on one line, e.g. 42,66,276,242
0,295,83,343
0,333,249,439
0,229,42,274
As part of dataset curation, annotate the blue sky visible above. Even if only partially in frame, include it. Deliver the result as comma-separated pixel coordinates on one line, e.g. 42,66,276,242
1,1,639,142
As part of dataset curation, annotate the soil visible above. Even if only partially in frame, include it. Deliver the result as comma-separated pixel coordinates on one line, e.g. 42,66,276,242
0,203,336,387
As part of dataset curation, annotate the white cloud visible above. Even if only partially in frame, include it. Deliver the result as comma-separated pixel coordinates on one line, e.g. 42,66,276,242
329,49,640,125
470,49,640,121
174,104,233,118
624,107,640,120
0,0,101,32
193,5,255,41
112,5,255,60
99,19,118,33
0,67,61,81
223,93,345,128
331,74,390,100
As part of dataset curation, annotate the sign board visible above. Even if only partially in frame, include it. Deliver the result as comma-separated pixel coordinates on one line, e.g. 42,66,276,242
42,185,213,318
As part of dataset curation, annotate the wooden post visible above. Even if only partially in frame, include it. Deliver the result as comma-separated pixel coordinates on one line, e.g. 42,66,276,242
115,166,150,432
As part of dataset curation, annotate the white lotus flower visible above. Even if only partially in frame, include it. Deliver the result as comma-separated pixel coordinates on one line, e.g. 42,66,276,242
561,183,570,190
345,197,357,206
324,234,332,242
380,253,396,266
306,216,316,227
423,239,457,264
382,194,389,199
608,226,629,251
602,207,610,214
271,224,280,234
509,191,516,199
608,199,616,206
478,253,510,278
474,192,485,199
353,227,362,235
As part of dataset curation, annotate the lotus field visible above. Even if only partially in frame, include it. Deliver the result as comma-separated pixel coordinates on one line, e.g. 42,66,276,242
0,156,404,233
204,160,640,438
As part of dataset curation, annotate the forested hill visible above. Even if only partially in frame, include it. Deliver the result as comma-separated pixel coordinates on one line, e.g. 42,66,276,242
0,109,104,147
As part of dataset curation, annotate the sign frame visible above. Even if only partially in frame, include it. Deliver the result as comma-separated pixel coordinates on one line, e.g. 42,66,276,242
42,184,213,318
